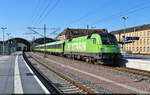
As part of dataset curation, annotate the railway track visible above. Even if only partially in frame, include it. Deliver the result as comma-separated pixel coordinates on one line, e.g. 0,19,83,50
34,52,150,79
113,67,150,78
23,52,62,94
25,52,94,94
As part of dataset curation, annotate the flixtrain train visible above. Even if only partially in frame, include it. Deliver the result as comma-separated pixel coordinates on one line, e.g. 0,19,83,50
33,32,122,65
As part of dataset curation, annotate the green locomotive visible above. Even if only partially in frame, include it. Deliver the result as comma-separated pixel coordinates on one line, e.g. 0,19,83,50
33,32,122,65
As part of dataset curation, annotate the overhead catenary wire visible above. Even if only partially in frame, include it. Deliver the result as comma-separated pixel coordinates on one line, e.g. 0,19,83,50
91,0,150,26
33,0,53,26
31,0,41,26
67,0,114,26
31,0,48,26
37,0,61,25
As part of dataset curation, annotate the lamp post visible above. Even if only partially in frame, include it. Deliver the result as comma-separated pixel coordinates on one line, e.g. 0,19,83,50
1,27,7,55
7,33,11,55
44,24,46,58
7,33,11,40
122,16,128,57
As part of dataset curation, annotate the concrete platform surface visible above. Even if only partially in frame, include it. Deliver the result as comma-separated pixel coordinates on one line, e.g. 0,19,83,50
0,52,49,94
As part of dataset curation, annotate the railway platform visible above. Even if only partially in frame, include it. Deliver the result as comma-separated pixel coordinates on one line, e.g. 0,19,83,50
0,52,49,94
122,54,150,71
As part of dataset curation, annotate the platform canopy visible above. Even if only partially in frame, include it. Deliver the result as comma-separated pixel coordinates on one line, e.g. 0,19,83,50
6,38,31,51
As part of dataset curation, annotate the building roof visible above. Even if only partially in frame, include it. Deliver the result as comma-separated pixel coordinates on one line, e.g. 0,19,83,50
56,28,108,39
111,24,150,34
6,38,31,51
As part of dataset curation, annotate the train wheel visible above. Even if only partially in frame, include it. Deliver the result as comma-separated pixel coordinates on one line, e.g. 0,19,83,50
85,57,89,62
97,60,104,65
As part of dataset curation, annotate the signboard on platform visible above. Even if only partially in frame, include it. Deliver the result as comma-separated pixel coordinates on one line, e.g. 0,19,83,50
126,37,139,41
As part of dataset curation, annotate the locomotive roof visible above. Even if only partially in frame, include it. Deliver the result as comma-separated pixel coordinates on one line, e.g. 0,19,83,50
35,40,65,47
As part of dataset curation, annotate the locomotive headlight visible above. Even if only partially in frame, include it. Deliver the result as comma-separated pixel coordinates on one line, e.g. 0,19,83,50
100,48,104,52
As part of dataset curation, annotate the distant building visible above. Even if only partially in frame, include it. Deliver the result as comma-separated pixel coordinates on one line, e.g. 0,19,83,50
56,28,108,40
111,24,150,54
0,41,9,55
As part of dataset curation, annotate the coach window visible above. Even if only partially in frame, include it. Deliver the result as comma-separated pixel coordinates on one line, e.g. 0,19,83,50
93,38,96,44
58,44,61,48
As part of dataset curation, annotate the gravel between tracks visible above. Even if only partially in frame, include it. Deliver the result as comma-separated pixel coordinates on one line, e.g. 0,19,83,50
30,52,150,93
36,52,150,84
27,53,111,94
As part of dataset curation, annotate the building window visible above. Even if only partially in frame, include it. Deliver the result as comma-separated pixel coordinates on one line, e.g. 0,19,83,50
147,47,149,52
144,39,146,44
140,32,142,36
144,32,146,36
140,39,142,44
140,47,142,51
148,31,150,36
137,47,138,51
132,47,134,51
144,47,145,52
147,39,149,45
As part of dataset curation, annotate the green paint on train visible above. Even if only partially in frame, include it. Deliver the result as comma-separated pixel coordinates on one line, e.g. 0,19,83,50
33,32,122,65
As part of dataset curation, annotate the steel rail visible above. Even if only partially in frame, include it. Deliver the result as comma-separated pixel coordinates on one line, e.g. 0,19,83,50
34,52,150,79
23,52,62,94
27,52,94,94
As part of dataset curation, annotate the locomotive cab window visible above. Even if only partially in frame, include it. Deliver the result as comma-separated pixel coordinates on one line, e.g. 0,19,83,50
100,33,117,45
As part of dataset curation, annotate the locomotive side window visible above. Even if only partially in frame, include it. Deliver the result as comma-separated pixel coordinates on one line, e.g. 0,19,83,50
93,38,96,44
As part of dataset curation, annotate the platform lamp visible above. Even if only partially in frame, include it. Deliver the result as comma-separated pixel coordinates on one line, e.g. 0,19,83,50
122,16,128,57
1,27,7,55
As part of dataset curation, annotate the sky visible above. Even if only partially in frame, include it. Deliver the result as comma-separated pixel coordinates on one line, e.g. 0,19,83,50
0,0,150,41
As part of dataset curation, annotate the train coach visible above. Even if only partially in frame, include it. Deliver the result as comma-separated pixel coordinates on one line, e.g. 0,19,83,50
33,40,65,55
33,32,122,65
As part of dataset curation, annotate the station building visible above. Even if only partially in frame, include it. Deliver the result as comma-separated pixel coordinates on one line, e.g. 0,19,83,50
111,24,150,54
